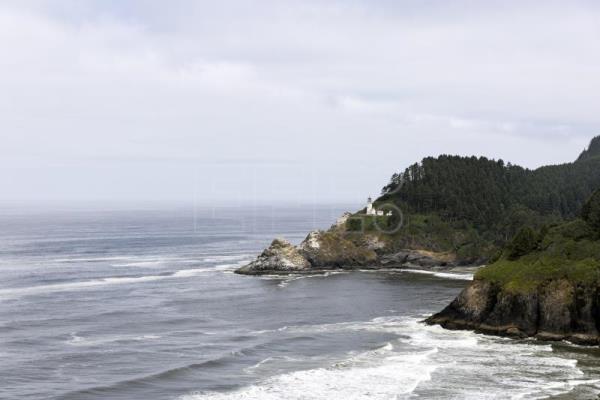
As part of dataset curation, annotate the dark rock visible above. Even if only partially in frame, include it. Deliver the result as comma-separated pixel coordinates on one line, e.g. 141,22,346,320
379,250,456,268
426,278,600,346
485,289,539,336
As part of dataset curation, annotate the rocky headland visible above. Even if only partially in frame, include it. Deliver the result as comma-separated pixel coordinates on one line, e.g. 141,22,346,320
425,278,600,345
235,228,458,275
237,136,600,278
427,189,600,345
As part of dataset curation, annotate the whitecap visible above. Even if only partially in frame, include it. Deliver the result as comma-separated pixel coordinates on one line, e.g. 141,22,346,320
173,268,211,278
271,271,350,288
399,268,474,280
203,254,254,263
213,264,240,271
112,260,168,267
66,332,161,347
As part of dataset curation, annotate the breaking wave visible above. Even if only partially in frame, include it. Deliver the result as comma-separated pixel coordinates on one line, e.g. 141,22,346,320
181,316,598,400
399,268,474,280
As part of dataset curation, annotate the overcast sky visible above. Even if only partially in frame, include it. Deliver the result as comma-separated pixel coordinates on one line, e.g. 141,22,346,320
1,0,599,205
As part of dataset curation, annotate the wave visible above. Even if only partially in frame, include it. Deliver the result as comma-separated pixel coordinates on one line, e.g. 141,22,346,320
57,355,237,400
244,356,301,374
203,254,254,263
0,264,237,299
53,255,193,268
51,254,253,268
114,257,251,268
398,268,474,280
255,271,349,288
182,316,596,400
53,256,134,263
67,332,161,347
181,338,437,400
112,260,172,267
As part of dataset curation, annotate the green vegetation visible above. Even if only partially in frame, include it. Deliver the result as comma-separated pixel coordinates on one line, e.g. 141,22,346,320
345,214,395,232
507,226,539,260
366,136,600,262
380,139,600,225
581,189,600,232
577,136,600,162
475,190,600,293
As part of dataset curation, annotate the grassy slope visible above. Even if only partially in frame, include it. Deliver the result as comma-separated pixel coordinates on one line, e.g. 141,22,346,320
475,219,600,293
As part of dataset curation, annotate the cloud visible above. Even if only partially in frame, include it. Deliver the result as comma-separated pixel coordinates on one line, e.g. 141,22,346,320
0,1,599,202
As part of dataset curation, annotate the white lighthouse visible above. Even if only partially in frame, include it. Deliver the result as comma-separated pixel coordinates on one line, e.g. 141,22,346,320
366,197,376,215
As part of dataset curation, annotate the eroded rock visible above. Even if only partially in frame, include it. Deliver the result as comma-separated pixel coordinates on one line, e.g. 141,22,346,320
298,230,378,268
426,278,600,346
235,238,311,275
236,230,380,275
379,249,456,268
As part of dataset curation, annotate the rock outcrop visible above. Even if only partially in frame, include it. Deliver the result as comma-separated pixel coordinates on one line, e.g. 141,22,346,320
235,238,311,275
235,227,458,275
425,278,600,345
331,212,352,230
298,230,378,268
379,249,457,269
236,230,382,275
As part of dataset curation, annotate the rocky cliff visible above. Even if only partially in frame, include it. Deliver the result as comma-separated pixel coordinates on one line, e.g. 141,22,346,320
425,278,600,345
236,230,378,275
235,238,312,275
427,191,600,345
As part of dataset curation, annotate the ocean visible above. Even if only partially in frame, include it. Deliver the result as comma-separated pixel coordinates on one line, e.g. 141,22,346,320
1,204,600,400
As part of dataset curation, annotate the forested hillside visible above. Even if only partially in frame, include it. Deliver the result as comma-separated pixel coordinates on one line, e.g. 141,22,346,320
373,136,600,261
426,189,600,344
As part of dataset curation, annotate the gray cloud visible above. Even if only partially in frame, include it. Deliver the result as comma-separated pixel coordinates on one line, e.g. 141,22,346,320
1,1,599,204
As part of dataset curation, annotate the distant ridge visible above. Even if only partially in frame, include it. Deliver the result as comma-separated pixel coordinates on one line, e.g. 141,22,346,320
577,136,600,161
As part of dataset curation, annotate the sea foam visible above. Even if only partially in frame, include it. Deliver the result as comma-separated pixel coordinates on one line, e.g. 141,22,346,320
181,316,594,400
399,268,474,280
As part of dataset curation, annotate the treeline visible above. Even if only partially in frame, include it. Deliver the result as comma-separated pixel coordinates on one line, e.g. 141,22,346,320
378,136,600,243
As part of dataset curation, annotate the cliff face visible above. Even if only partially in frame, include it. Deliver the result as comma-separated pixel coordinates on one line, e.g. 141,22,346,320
298,231,379,268
426,278,600,345
427,193,600,346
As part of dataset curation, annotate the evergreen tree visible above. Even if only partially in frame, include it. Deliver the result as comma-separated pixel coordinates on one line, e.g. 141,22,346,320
508,227,538,260
379,136,600,233
582,190,600,231
577,136,600,162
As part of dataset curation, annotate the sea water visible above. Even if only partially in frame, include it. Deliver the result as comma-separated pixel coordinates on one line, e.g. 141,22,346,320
1,205,600,400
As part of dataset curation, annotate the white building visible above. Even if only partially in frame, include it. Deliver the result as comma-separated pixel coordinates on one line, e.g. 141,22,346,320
366,197,375,215
366,197,392,216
